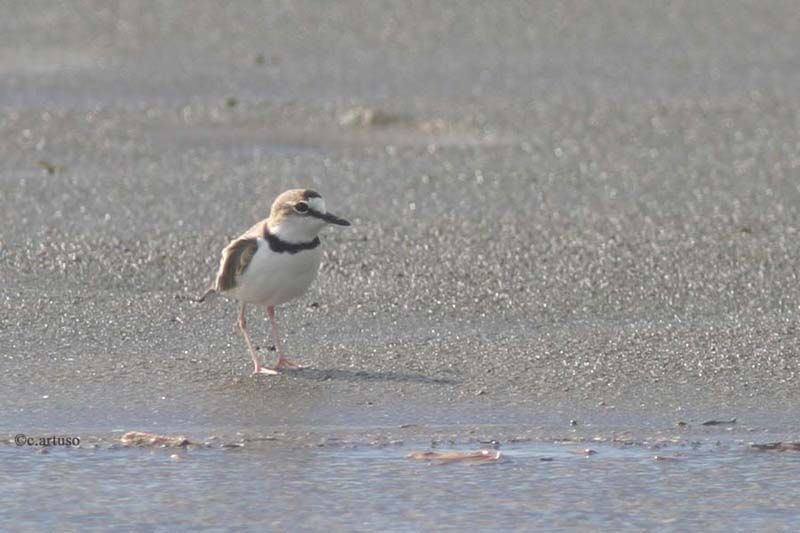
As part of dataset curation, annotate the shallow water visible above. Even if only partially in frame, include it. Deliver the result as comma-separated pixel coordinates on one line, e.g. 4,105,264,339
4,440,800,531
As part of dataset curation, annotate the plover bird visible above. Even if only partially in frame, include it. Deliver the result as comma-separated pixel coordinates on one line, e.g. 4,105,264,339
199,189,350,375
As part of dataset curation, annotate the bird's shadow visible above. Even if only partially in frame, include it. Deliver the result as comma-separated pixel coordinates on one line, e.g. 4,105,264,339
286,367,460,386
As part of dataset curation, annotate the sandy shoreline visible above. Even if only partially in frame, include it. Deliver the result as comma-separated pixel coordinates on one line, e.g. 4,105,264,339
3,2,800,442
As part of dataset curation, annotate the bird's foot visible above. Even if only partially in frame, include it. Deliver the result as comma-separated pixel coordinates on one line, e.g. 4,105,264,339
274,357,305,370
252,365,280,376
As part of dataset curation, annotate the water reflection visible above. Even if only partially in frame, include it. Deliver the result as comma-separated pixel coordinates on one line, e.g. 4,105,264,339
4,441,800,530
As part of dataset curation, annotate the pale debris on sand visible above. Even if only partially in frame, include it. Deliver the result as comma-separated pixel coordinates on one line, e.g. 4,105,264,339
406,449,502,464
120,431,192,447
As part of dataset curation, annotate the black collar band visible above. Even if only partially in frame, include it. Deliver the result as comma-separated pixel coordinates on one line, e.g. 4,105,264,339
264,227,320,254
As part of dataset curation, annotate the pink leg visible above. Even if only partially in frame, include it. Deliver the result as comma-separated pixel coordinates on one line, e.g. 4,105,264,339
266,305,304,370
238,304,278,376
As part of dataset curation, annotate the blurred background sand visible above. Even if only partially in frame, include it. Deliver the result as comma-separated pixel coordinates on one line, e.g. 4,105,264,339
2,0,800,434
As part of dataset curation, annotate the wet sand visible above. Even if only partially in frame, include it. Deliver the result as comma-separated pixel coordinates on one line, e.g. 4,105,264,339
3,0,800,496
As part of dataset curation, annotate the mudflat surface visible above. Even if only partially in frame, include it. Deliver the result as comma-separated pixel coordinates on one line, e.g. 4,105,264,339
2,0,800,452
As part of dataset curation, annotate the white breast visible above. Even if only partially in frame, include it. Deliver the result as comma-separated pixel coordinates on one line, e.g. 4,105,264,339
231,238,322,306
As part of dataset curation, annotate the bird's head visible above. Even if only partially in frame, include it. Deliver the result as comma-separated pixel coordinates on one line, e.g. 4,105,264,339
267,188,350,242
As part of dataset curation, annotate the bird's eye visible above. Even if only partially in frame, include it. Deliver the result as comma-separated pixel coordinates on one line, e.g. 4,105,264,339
294,202,309,213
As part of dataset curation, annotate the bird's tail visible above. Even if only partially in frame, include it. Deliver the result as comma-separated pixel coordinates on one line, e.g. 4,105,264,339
196,287,216,303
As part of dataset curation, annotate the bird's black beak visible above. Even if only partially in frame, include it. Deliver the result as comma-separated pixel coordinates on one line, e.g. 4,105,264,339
311,210,351,226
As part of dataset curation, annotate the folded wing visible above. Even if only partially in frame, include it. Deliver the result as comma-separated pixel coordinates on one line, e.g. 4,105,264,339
216,237,259,291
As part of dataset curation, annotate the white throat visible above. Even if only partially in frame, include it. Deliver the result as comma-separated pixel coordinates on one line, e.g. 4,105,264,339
269,219,324,243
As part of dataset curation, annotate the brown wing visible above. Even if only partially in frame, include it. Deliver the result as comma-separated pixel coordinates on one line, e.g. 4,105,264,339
215,237,259,292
